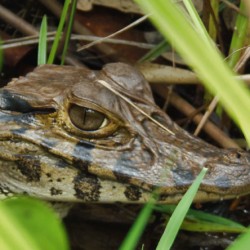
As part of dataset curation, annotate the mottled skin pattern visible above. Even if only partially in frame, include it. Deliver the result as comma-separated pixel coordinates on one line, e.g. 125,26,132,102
0,63,250,204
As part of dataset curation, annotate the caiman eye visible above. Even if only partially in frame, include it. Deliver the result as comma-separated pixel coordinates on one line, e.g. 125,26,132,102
69,104,108,131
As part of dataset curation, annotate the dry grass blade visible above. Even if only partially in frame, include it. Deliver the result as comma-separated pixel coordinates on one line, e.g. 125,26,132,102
1,34,154,50
77,14,151,51
194,96,219,136
0,4,38,35
96,80,175,135
234,47,250,72
153,85,240,148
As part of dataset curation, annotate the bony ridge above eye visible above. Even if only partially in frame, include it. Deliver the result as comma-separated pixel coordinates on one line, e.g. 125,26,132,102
68,104,108,131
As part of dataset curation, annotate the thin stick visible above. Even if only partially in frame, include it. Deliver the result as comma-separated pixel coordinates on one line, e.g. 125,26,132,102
194,44,250,136
0,4,38,35
153,85,240,149
96,80,175,135
194,96,219,136
1,34,154,50
77,14,151,51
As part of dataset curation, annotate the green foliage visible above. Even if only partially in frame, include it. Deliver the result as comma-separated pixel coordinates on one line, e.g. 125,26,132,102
156,168,207,250
3,1,249,250
37,15,47,65
227,228,250,250
120,168,207,250
228,2,248,68
119,196,155,250
38,0,77,65
139,40,170,62
61,0,77,65
156,205,246,233
134,0,250,249
135,0,250,145
0,197,69,250
47,0,71,64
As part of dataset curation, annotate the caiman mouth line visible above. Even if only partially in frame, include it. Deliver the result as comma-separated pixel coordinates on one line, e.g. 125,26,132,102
1,135,250,203
1,63,250,205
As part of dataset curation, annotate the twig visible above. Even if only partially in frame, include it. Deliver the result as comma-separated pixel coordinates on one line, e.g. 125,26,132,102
194,96,219,136
220,0,242,14
77,14,150,51
1,33,154,50
152,85,240,149
193,44,250,137
0,4,38,35
96,80,175,135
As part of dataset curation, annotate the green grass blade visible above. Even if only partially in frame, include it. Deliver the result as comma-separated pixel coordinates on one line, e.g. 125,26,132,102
37,15,47,65
0,197,69,250
182,0,211,44
0,204,40,250
215,2,248,116
61,0,77,65
226,228,250,250
119,197,155,250
47,0,71,64
139,40,170,62
181,212,246,233
155,205,246,233
208,0,219,40
228,2,248,68
156,168,207,250
135,0,250,145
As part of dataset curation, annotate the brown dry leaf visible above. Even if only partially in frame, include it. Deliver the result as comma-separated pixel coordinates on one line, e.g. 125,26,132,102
0,31,34,67
77,0,143,14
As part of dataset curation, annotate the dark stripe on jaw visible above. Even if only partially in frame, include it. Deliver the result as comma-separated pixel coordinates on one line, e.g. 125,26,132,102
72,141,94,173
124,185,142,201
8,113,37,125
0,90,33,112
41,138,58,150
16,156,42,182
11,128,28,135
113,151,132,183
172,161,195,188
50,187,63,196
74,172,101,201
214,175,231,191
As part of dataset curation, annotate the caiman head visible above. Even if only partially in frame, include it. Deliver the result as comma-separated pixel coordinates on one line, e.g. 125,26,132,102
0,63,250,203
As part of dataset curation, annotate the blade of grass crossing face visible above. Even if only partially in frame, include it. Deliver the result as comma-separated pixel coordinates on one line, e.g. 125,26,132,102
156,168,207,250
47,0,71,64
38,15,47,65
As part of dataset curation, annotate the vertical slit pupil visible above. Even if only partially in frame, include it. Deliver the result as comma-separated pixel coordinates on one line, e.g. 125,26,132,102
69,104,106,131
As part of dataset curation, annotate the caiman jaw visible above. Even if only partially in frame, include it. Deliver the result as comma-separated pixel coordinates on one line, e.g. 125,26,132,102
1,63,250,204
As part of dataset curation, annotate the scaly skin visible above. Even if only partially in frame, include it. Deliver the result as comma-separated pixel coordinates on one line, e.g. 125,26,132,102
0,63,250,204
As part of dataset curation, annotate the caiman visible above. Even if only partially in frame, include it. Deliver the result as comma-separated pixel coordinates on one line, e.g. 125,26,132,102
0,63,250,204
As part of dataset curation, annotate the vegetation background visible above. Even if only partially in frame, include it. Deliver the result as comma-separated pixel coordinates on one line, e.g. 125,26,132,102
1,0,250,249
